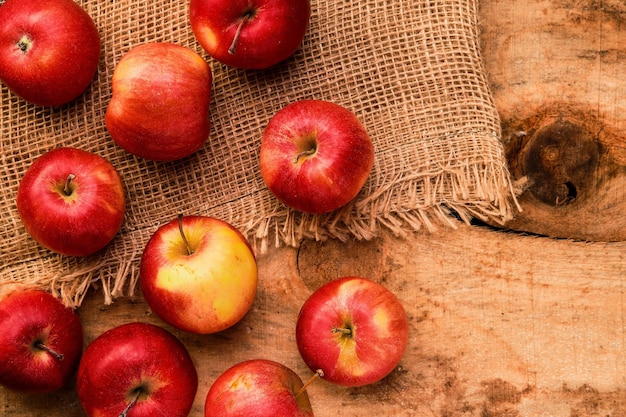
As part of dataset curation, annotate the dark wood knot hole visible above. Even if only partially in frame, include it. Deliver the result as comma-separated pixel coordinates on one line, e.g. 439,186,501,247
521,119,600,207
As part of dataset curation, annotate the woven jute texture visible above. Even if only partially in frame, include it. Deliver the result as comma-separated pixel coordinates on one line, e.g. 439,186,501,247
1,0,517,307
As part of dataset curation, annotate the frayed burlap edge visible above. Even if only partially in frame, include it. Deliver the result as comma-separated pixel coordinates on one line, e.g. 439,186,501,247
13,130,520,309
0,0,522,308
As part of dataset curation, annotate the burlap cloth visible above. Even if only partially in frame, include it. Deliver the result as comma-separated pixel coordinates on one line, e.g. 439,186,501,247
0,0,517,307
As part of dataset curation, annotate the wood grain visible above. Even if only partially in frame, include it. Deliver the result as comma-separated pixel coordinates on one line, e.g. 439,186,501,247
3,1,626,416
2,224,625,416
480,0,626,241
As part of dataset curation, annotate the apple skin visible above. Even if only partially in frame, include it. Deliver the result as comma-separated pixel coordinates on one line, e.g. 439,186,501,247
0,287,84,393
0,0,100,106
76,322,198,417
140,215,258,335
259,100,375,214
16,147,126,257
295,276,409,387
105,42,212,161
205,359,314,417
189,0,310,69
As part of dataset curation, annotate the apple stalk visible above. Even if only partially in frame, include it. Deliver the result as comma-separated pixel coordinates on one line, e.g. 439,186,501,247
228,12,253,55
119,388,143,417
293,148,316,164
295,369,324,398
34,341,64,361
177,214,194,255
331,327,352,335
63,174,76,196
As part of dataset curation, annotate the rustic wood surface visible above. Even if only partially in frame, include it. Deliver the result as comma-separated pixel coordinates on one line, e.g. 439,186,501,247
4,0,626,416
480,0,626,241
2,224,626,416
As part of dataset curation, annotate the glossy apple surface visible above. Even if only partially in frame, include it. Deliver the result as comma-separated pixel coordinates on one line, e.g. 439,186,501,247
189,0,310,69
205,359,315,417
0,287,83,393
76,322,198,417
106,42,212,161
140,215,258,334
16,147,126,257
295,276,409,387
0,0,100,106
260,100,375,214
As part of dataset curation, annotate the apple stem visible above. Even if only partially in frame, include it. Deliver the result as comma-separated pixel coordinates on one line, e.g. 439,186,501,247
228,11,252,55
177,214,194,256
119,389,142,417
293,148,317,164
331,327,352,335
34,342,64,361
63,174,76,196
295,369,324,398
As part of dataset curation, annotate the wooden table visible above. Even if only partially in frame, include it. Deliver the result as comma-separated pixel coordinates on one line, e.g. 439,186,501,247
3,225,626,416
3,0,626,415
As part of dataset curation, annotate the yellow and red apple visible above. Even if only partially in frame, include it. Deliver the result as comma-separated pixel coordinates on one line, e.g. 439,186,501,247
140,215,258,334
205,359,316,417
295,276,409,387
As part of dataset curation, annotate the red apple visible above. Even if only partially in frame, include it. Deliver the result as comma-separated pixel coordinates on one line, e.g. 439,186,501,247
16,147,126,257
0,0,100,106
259,100,375,214
106,42,212,161
205,359,319,417
295,276,409,387
189,0,310,69
0,286,84,393
140,215,258,334
76,322,198,417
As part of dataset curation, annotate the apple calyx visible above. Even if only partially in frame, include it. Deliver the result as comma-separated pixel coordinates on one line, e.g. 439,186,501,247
295,368,324,398
17,35,33,54
177,214,194,255
228,10,255,55
33,341,64,361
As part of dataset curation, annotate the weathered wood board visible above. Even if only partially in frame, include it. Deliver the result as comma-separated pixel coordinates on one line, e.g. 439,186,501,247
480,0,626,241
2,225,626,416
3,0,626,416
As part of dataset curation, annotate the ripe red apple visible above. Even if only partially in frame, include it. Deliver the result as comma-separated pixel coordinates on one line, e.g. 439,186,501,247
259,100,375,214
76,322,198,417
295,276,409,387
106,42,212,161
140,215,258,334
16,147,126,257
0,0,100,106
205,359,319,417
189,0,311,69
0,286,84,393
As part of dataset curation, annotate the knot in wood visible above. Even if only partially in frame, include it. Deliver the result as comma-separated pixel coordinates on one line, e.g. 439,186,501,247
520,118,599,207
